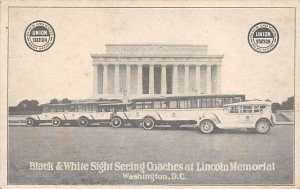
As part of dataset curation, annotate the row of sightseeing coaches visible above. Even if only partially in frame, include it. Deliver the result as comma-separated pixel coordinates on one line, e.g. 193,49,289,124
25,94,274,134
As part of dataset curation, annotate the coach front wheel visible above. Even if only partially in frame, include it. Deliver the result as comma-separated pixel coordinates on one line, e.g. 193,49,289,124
26,118,36,126
77,117,90,127
255,120,270,134
142,117,155,130
52,117,62,127
111,117,124,128
199,120,214,134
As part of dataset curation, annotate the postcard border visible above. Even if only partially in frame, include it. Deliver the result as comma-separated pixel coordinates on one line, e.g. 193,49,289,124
6,6,297,186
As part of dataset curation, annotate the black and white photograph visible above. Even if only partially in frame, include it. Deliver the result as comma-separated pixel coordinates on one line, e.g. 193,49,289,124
0,1,298,188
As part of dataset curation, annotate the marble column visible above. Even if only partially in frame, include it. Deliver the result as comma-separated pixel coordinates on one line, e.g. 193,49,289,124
137,65,143,95
126,65,131,95
207,65,212,94
184,65,190,94
149,65,154,94
216,65,222,93
114,64,120,94
196,65,201,94
161,65,167,95
103,64,108,95
173,65,178,95
93,65,98,95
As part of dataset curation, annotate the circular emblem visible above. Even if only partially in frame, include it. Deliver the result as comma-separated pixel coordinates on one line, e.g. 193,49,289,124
248,22,279,53
245,116,250,121
24,20,55,52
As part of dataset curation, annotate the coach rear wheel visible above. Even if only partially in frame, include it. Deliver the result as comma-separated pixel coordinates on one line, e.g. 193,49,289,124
111,117,124,128
255,120,270,134
26,118,36,126
77,117,90,127
52,117,62,127
142,117,155,130
199,120,214,134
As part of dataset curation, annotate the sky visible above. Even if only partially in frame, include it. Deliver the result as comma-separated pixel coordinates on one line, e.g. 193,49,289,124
8,8,295,106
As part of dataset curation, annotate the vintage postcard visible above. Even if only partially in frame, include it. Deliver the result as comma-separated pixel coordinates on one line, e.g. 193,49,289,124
0,0,299,188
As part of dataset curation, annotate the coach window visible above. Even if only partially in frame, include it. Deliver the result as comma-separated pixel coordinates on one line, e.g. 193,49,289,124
259,105,267,112
135,102,143,109
131,103,136,110
207,98,212,108
233,97,238,103
185,100,191,108
198,98,202,108
234,97,243,103
202,98,207,108
71,106,76,112
254,105,260,113
178,100,183,109
216,98,223,108
154,101,161,109
211,98,217,108
114,106,119,111
169,100,177,109
64,106,69,112
145,101,153,109
224,98,232,105
242,105,252,113
179,100,189,109
229,106,240,113
96,106,100,112
191,98,198,108
56,107,62,112
161,101,167,108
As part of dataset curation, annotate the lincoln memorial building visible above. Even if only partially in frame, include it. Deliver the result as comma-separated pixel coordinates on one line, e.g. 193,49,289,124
91,44,223,99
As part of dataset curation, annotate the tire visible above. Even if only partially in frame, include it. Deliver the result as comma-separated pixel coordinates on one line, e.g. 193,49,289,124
247,128,256,133
199,120,214,134
77,117,90,127
142,117,155,130
255,120,270,134
26,118,35,127
111,117,123,128
52,117,62,127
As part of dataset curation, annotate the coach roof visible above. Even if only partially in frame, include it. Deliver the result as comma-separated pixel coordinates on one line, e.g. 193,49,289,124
224,100,272,107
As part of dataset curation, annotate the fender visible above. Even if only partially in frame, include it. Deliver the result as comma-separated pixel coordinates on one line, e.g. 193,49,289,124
255,117,274,127
139,111,160,121
143,115,157,121
197,113,221,126
27,115,40,120
78,115,90,120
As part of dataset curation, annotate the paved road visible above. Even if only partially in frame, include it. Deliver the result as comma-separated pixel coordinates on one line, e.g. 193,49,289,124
8,125,294,185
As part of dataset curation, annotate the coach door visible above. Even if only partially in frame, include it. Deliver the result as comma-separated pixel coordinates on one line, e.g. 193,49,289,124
221,105,241,128
238,105,256,127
